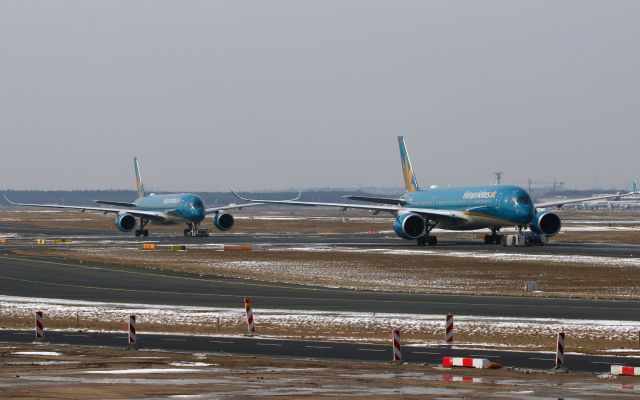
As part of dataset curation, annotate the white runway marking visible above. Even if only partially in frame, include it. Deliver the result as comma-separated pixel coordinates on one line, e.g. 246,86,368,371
305,345,333,349
162,338,187,342
358,348,386,352
256,343,282,347
209,340,235,344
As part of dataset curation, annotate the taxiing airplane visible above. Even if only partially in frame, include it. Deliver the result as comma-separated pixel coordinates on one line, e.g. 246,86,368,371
233,136,639,245
4,158,262,237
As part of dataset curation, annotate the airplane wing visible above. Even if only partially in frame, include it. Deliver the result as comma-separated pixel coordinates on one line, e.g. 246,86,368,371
3,194,167,220
535,187,639,209
343,195,407,205
94,200,136,207
204,203,265,214
205,191,303,214
230,190,466,223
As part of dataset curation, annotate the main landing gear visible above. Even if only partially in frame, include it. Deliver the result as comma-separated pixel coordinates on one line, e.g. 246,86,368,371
135,219,149,237
417,221,438,246
483,228,502,245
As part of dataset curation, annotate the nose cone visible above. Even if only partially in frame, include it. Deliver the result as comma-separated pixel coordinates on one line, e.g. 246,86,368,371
184,196,206,221
517,203,534,224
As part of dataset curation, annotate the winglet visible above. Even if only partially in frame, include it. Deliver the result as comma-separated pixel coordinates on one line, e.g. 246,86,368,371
231,190,302,202
231,189,251,202
398,136,419,193
134,157,145,199
2,193,17,205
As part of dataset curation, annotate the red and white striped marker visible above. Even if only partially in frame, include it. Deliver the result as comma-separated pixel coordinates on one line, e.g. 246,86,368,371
128,315,137,345
445,313,453,346
611,365,640,376
442,356,489,369
35,311,44,341
391,329,402,361
555,332,565,368
244,298,255,336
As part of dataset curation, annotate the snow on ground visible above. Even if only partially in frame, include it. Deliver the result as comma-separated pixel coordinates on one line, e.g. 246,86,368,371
13,351,63,356
272,246,640,267
1,295,638,351
84,368,202,374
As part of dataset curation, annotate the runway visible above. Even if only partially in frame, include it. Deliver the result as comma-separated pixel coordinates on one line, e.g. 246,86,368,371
1,254,639,320
0,329,635,373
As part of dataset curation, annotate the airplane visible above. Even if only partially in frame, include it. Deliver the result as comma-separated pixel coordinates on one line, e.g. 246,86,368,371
3,157,263,237
232,136,639,245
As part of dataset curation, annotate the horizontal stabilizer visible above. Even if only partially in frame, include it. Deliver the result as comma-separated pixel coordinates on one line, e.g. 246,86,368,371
343,195,406,206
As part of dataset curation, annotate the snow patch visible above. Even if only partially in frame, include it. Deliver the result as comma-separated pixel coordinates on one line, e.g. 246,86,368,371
13,351,62,356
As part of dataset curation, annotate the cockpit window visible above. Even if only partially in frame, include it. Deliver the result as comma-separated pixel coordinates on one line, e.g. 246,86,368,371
512,196,530,204
193,199,204,208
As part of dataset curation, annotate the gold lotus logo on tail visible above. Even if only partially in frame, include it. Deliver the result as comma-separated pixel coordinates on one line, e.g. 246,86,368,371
403,158,417,192
398,136,419,193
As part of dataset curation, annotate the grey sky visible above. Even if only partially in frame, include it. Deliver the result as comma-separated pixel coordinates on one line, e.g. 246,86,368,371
1,1,638,192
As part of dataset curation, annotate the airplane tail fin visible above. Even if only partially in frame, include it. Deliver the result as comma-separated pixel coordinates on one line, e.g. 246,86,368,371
134,157,145,199
633,180,638,193
398,136,420,192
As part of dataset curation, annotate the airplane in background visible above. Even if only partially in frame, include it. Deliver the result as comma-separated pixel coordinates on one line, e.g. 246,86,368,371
233,136,639,245
4,157,263,237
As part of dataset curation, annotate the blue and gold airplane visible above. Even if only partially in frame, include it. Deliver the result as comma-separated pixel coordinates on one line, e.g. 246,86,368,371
233,136,639,245
4,158,263,237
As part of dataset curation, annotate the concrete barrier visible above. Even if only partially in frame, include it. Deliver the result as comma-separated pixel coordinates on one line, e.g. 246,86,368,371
442,357,490,369
611,365,640,376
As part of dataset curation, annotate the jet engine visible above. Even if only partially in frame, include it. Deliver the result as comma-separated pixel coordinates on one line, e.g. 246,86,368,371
115,212,136,232
393,213,426,239
213,212,234,231
529,211,561,236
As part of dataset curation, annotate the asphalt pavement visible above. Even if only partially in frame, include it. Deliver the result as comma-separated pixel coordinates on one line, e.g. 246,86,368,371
1,329,636,373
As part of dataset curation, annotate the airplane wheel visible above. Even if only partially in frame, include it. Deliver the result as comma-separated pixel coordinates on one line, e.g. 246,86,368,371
484,235,491,244
143,230,149,237
135,230,141,237
417,236,427,246
183,229,189,237
427,236,438,245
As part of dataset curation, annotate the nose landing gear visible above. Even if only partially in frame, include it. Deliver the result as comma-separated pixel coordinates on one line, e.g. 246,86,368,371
184,223,210,237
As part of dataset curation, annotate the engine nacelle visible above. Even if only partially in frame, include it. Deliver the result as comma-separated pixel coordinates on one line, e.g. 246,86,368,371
115,212,136,232
529,211,561,236
393,213,426,239
213,212,234,231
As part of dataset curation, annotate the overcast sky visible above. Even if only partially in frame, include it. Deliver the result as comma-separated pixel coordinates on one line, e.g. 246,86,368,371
1,1,638,192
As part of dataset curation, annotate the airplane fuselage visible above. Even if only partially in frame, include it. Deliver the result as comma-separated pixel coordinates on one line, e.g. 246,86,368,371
401,185,534,230
133,193,206,225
